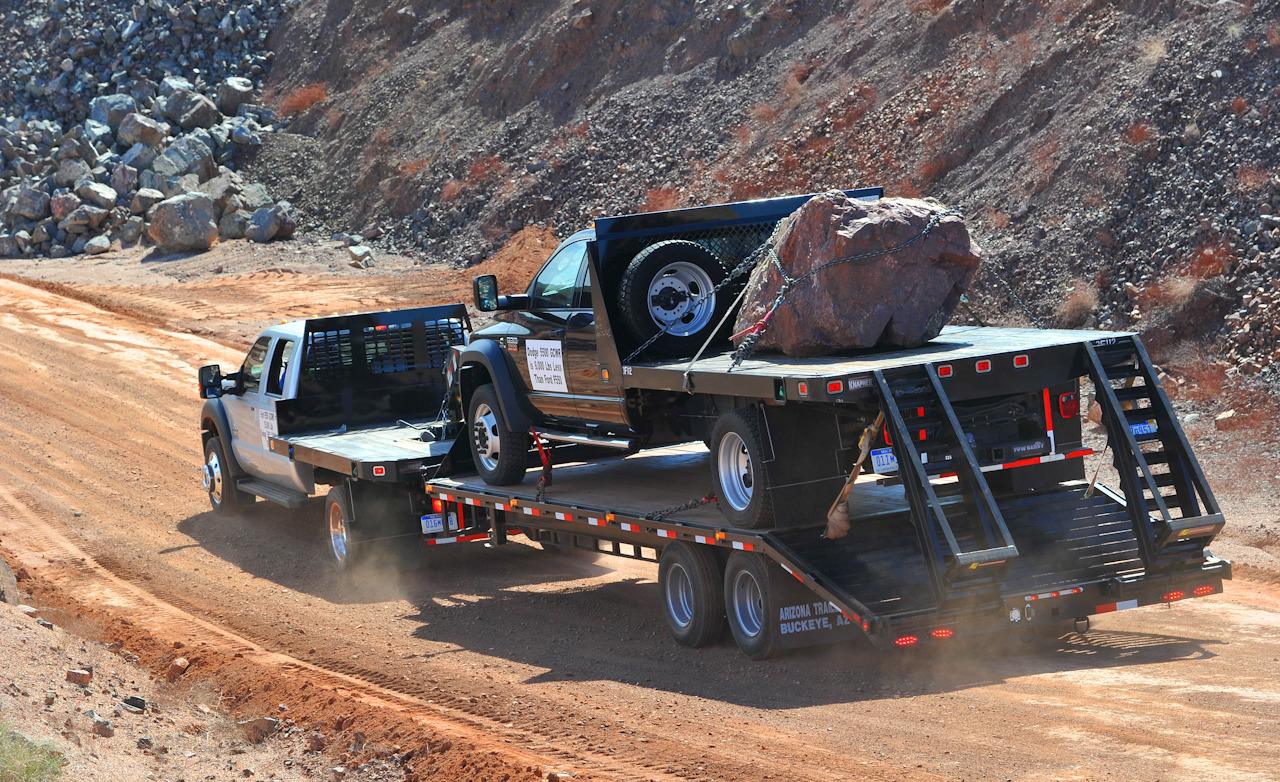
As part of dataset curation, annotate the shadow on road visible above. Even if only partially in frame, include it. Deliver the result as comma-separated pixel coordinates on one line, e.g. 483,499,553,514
178,500,1223,709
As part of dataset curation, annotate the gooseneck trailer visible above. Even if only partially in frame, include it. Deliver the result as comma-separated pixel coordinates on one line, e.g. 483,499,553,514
198,189,1230,658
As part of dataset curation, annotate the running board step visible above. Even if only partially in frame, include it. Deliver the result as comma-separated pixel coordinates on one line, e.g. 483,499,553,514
535,431,634,450
237,478,309,508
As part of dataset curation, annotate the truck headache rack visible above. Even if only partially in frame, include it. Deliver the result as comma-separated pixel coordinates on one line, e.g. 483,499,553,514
874,367,1018,598
1085,336,1225,569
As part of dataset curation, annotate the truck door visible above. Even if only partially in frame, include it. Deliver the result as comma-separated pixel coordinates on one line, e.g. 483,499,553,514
252,337,314,494
512,239,590,422
223,335,272,476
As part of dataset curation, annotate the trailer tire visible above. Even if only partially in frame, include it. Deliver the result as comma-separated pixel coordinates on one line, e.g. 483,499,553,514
203,436,250,514
658,542,726,647
324,486,363,572
709,409,774,529
723,552,780,660
468,384,530,486
618,240,730,358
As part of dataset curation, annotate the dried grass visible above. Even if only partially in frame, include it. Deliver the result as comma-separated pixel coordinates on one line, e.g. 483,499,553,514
1054,280,1098,327
277,82,328,116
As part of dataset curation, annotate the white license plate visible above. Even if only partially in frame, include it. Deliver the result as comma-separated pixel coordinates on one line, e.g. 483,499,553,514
1130,419,1158,437
871,447,898,474
420,513,445,534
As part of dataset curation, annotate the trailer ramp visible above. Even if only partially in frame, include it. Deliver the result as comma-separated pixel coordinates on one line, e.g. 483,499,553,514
1085,336,1224,570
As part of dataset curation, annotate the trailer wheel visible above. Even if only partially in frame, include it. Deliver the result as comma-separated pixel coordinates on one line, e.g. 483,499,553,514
324,486,363,572
723,552,780,660
468,384,530,485
203,436,251,515
618,240,731,358
658,542,726,647
709,409,775,529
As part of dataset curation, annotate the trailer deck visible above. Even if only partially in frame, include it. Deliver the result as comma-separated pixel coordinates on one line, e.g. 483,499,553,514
423,443,1229,648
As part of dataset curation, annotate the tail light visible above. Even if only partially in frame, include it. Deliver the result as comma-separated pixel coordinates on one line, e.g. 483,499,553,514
431,498,444,513
930,628,954,639
826,379,844,395
1059,392,1079,418
894,634,919,648
1192,585,1216,597
1162,590,1185,602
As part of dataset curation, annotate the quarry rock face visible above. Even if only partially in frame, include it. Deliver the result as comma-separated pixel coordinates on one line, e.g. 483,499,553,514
732,192,982,357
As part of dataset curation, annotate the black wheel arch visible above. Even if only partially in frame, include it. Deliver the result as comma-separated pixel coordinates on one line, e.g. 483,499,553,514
456,339,534,432
199,398,246,481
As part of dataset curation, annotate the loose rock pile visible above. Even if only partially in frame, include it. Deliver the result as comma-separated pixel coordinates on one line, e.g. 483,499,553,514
0,0,300,258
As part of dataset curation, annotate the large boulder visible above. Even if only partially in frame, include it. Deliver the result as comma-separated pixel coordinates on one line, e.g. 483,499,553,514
88,94,137,130
146,193,218,252
117,112,166,147
165,90,221,131
53,158,91,187
731,193,981,356
245,202,296,243
77,181,118,209
216,77,254,116
13,186,50,220
151,135,215,180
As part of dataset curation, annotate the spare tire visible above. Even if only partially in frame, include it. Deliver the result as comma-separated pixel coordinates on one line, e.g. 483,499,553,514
618,240,731,358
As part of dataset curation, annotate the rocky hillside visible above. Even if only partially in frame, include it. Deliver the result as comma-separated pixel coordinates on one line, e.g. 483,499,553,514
3,0,1278,387
255,0,1279,384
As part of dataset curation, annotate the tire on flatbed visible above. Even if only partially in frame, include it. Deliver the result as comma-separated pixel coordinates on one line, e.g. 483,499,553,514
467,384,531,486
723,551,781,660
203,435,251,515
658,542,726,647
618,240,731,358
709,408,775,530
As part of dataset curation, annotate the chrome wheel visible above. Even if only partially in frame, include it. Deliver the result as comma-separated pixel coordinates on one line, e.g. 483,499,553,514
646,261,717,337
717,431,753,512
328,500,350,565
731,568,765,638
204,450,223,506
664,562,695,629
472,401,500,472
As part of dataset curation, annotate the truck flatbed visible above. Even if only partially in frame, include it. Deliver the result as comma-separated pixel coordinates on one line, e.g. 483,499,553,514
272,419,454,482
623,325,1133,398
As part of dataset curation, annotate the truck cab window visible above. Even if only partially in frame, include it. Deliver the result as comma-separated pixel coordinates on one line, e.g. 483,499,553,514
266,339,295,396
240,336,271,394
530,241,588,310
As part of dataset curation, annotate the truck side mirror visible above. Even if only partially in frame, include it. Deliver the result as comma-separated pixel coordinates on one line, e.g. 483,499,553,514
473,274,500,312
198,364,223,399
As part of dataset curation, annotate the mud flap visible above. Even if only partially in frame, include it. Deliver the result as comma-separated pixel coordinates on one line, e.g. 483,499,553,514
768,559,862,651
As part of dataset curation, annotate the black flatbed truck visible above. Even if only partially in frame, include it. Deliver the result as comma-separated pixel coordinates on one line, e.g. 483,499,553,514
199,190,1232,658
426,325,1231,657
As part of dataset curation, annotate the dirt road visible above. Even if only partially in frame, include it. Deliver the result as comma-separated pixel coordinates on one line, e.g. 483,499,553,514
1,253,1278,782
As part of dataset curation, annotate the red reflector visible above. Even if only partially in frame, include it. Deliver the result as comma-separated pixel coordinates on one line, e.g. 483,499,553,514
1013,354,1029,368
894,634,919,648
372,465,386,477
883,427,892,446
431,498,444,513
1162,590,1185,602
1059,391,1079,418
936,364,953,378
1193,585,1215,597
975,359,992,373
826,380,844,395
375,324,387,331
930,628,954,640
797,381,809,397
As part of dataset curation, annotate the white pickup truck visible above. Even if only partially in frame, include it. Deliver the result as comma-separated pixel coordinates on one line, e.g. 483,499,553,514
197,304,470,569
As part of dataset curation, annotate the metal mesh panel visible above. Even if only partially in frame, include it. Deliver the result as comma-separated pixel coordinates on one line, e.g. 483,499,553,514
423,317,467,368
304,329,353,377
363,323,415,375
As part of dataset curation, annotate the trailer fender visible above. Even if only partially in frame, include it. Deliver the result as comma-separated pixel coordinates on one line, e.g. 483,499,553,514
456,339,532,432
199,398,246,480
